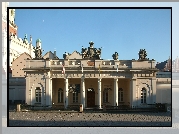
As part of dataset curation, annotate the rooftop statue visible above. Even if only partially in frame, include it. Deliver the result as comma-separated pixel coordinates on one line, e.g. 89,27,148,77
81,41,102,59
81,47,88,59
63,52,70,59
94,48,102,59
89,47,95,58
89,41,94,48
112,52,119,60
138,49,148,60
33,46,43,59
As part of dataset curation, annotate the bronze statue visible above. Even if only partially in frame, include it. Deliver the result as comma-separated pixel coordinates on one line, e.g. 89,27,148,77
88,41,95,58
81,41,102,59
89,41,94,48
89,47,94,58
112,52,118,60
33,46,43,59
81,47,88,58
63,52,70,59
95,48,101,59
138,49,147,60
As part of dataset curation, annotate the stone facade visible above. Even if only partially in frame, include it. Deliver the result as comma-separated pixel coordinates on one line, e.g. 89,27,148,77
8,8,171,109
10,41,162,109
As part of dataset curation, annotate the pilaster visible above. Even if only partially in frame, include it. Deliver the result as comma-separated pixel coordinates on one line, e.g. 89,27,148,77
130,78,136,108
45,77,52,107
25,76,30,105
151,78,156,104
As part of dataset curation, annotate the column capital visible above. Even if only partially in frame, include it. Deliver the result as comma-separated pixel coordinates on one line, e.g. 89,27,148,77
114,78,118,81
81,75,85,79
64,78,68,81
131,78,136,81
64,76,68,80
46,77,52,80
98,78,102,82
25,76,30,79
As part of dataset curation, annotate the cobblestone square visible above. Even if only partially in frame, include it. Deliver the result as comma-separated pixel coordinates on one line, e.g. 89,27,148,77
9,111,171,127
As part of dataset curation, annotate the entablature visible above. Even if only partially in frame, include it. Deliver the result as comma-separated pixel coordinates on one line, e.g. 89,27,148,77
24,59,157,70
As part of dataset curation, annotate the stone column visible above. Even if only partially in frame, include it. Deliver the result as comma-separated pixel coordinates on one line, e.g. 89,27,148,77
64,78,69,109
98,78,102,109
130,78,136,108
114,78,118,107
81,76,85,108
50,78,52,106
151,78,156,104
46,77,52,107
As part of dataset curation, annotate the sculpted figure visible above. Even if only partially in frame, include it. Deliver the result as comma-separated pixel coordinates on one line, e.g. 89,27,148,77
112,52,118,60
96,48,101,59
139,49,147,60
63,52,70,59
33,46,43,59
81,41,102,59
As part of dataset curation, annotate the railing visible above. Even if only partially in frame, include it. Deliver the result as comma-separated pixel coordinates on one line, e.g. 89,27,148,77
26,60,46,68
24,59,156,70
52,105,64,110
102,104,162,112
157,78,171,83
67,105,80,110
51,60,63,65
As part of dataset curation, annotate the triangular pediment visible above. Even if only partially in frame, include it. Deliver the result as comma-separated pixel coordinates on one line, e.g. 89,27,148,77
43,51,59,59
68,51,82,59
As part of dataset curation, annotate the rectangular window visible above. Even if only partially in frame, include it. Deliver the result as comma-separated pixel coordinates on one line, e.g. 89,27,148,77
141,99,143,103
121,92,123,101
103,90,108,103
58,91,63,103
106,92,108,102
118,88,124,102
73,92,78,103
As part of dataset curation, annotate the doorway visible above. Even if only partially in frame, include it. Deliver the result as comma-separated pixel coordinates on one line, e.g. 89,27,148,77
87,88,95,107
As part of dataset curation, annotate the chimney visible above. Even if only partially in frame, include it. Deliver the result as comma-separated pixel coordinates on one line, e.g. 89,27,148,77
54,50,56,58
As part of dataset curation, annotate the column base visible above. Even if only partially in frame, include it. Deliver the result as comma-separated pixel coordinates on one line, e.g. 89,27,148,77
97,105,102,109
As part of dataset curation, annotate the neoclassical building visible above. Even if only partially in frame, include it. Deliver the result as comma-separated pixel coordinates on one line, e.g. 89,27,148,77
12,41,160,109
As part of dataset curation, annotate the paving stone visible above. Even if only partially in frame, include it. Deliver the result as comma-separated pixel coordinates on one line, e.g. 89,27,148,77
9,111,171,126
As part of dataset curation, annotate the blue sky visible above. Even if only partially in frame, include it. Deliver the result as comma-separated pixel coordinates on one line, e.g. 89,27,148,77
14,8,171,62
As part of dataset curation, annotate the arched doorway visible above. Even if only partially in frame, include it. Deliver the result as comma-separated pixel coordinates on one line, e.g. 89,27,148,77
87,88,95,107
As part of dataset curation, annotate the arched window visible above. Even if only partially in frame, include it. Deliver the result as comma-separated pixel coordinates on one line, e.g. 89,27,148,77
58,88,63,103
118,88,124,102
141,88,147,104
35,87,41,103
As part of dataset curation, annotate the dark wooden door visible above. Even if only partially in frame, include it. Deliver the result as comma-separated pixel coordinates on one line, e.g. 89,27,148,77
87,91,95,107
